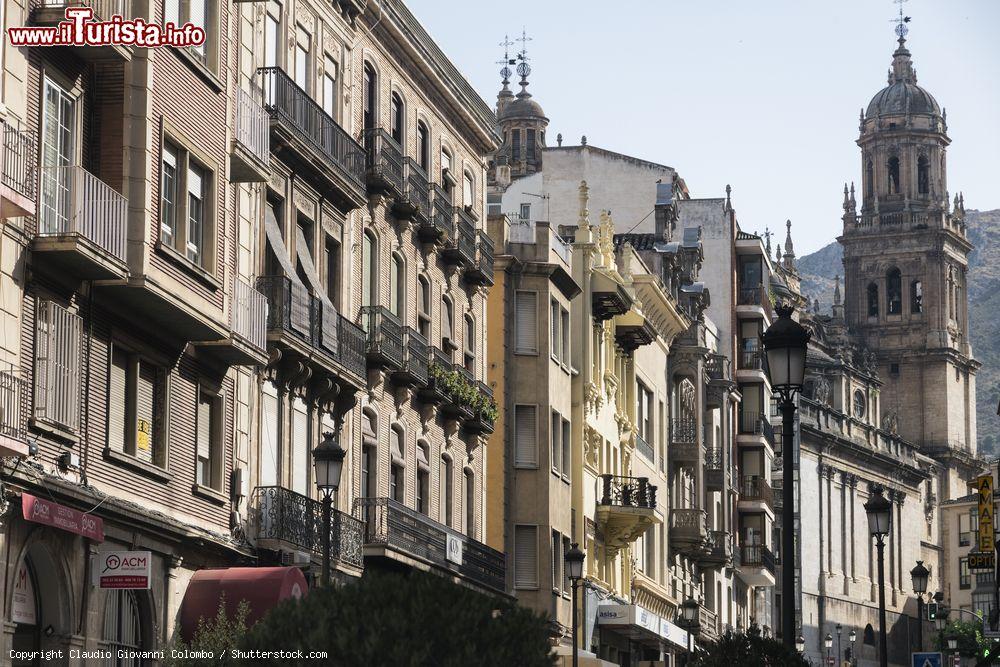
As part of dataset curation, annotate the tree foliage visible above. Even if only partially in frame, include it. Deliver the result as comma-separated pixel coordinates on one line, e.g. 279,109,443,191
689,624,808,667
934,619,987,658
165,595,251,667
241,570,555,667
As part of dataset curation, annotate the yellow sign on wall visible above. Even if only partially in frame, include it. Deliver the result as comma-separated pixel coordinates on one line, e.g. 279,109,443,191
136,419,151,452
978,474,994,553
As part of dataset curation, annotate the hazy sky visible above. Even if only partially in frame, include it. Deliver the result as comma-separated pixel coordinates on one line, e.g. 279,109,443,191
406,0,999,255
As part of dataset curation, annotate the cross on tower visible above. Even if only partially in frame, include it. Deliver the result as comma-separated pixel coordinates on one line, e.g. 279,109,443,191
515,28,532,62
890,0,911,40
497,34,516,83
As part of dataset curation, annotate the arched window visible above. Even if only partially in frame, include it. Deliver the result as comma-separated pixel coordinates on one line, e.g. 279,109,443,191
390,252,404,318
362,231,376,310
911,279,923,313
416,121,430,172
417,275,431,339
465,468,476,538
416,440,430,514
917,155,930,194
390,425,405,504
865,159,874,199
863,624,876,646
463,171,475,209
463,314,475,372
363,62,377,132
886,268,902,315
441,147,453,196
440,453,454,526
101,590,143,660
867,283,879,317
441,295,454,350
887,156,900,194
389,92,403,145
361,409,378,499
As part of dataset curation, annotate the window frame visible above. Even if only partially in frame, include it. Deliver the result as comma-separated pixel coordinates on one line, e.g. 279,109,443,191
158,132,218,275
390,92,404,146
514,403,538,468
194,387,225,494
417,274,432,339
105,341,170,475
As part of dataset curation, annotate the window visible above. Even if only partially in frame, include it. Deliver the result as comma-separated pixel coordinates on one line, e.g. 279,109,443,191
551,530,562,593
441,296,454,350
511,129,521,163
550,299,560,361
39,79,76,235
527,129,536,161
363,62,377,132
636,382,653,458
852,390,866,419
463,315,475,372
417,275,431,339
441,148,453,194
324,236,339,305
561,309,570,366
514,525,538,589
514,291,537,354
360,411,377,498
887,156,900,194
390,253,404,318
263,6,279,69
416,441,429,514
886,268,902,315
960,557,971,589
290,397,308,495
867,283,879,317
917,155,930,194
322,55,338,118
100,590,143,659
465,469,475,537
390,426,405,504
441,455,454,526
561,418,571,477
108,346,166,468
514,405,538,467
160,141,214,269
865,160,874,199
196,390,222,490
519,202,531,222
165,0,211,66
34,301,82,432
973,592,993,617
959,511,973,547
463,171,474,209
362,231,376,310
911,280,922,314
551,410,561,473
260,382,279,487
294,25,310,92
389,92,403,145
644,526,656,579
417,121,430,172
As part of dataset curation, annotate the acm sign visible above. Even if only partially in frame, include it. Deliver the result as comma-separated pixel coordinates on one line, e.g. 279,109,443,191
92,551,152,589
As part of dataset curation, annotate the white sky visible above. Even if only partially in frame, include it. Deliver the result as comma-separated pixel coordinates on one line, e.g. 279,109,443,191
406,0,1000,254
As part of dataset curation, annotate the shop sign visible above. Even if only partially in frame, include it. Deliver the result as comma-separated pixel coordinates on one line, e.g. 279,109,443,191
978,475,994,553
22,493,104,541
11,563,35,625
92,551,152,589
446,534,463,566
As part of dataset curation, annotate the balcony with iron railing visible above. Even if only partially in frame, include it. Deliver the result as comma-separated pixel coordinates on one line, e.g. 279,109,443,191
1,122,36,218
740,544,776,581
390,327,428,388
441,365,476,421
669,417,701,463
705,448,725,491
362,306,403,371
194,278,268,367
249,485,363,572
738,410,766,437
419,346,454,406
354,497,505,594
394,157,430,224
737,343,764,371
739,475,774,510
34,165,128,280
33,0,132,60
0,367,29,457
669,508,708,558
364,128,404,198
463,230,495,287
597,475,659,555
443,207,477,267
231,86,270,182
463,381,496,435
419,183,452,244
258,67,366,210
737,285,768,310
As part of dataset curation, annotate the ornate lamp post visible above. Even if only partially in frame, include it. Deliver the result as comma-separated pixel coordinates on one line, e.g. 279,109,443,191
848,629,857,666
836,624,842,665
761,303,811,649
911,560,930,651
796,635,805,655
312,431,346,586
680,597,700,666
565,543,585,667
825,633,833,664
865,485,893,667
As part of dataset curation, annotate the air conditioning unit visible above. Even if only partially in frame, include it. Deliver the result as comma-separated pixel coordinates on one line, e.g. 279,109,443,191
279,549,310,567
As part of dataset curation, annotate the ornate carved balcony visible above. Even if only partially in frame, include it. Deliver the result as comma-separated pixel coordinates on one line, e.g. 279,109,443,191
597,475,659,556
258,67,366,212
419,183,452,245
463,230,494,286
390,327,429,388
248,485,364,572
362,306,404,371
698,530,733,569
443,207,476,267
591,274,632,322
1,122,36,218
394,158,430,224
614,310,656,353
669,417,701,463
364,128,404,198
706,354,731,381
669,508,708,559
354,497,505,594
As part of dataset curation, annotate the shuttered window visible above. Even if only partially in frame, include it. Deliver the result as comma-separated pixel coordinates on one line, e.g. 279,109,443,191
196,392,212,486
514,291,537,354
514,405,537,467
35,301,82,432
135,361,156,464
291,398,309,496
108,349,128,453
260,382,279,487
514,524,538,589
107,347,166,467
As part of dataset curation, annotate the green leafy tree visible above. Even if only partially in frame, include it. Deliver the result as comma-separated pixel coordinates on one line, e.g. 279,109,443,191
689,624,808,667
165,595,251,667
241,571,555,666
934,619,991,658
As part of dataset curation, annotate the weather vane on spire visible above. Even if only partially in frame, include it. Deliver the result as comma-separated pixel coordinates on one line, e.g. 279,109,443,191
891,0,911,40
514,28,532,80
497,35,515,83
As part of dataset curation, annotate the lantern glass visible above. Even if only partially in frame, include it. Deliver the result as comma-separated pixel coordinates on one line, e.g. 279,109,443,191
795,636,805,653
849,629,857,643
312,432,346,492
825,634,833,649
761,304,811,392
910,560,930,594
681,598,699,623
565,543,585,581
864,488,892,537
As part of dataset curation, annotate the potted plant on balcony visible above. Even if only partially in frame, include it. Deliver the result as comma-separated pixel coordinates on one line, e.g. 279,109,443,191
419,361,451,405
464,391,498,435
437,366,476,421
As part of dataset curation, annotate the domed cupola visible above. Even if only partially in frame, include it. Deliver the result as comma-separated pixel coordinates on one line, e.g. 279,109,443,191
494,31,548,179
864,38,941,119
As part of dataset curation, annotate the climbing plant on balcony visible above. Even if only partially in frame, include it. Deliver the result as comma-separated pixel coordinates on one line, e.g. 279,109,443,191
429,362,498,422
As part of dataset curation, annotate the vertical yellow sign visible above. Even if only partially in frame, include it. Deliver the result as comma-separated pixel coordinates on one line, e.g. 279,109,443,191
978,474,994,553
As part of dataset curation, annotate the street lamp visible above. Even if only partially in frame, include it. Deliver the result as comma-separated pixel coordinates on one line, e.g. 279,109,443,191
796,635,805,654
564,543,585,667
312,431,346,586
946,631,959,661
836,624,842,666
825,633,833,664
849,629,857,667
911,560,930,651
680,598,700,666
761,303,811,650
865,485,893,667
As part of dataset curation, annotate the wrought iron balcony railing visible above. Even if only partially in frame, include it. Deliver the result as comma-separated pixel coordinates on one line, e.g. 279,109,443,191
257,67,365,195
738,341,764,371
740,544,776,573
362,306,403,370
231,279,268,353
599,475,656,509
738,410,766,436
740,475,774,507
354,497,505,593
737,285,766,308
0,367,27,444
419,183,452,244
670,417,698,444
249,485,363,570
396,157,430,223
391,327,429,388
38,165,127,262
2,122,37,209
364,128,404,196
442,207,476,267
338,315,367,379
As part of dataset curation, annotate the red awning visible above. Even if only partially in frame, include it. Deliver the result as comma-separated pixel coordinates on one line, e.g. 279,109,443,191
179,566,308,641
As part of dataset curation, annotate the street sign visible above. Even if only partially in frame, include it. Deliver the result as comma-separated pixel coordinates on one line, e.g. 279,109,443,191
911,653,942,667
977,474,994,553
92,551,151,589
969,551,996,571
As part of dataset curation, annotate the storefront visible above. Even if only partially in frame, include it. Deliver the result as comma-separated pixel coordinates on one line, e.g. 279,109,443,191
595,602,691,666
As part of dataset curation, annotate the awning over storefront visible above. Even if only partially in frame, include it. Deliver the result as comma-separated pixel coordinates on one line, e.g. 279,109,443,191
179,566,308,641
597,602,689,651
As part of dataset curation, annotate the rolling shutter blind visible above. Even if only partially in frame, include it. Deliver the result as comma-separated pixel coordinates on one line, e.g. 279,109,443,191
108,349,127,453
35,301,81,431
135,361,155,463
197,392,212,485
514,405,537,467
514,525,538,589
291,398,308,495
515,292,537,353
260,383,279,487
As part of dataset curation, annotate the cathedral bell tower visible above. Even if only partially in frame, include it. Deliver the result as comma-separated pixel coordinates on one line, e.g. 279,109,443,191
838,30,978,459
494,31,548,180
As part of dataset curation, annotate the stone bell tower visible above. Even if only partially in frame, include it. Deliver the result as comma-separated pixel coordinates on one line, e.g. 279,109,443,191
838,32,978,459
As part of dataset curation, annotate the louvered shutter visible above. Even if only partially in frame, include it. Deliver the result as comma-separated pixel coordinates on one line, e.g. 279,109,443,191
135,361,155,463
108,349,128,453
514,405,537,467
197,393,212,486
515,292,537,353
291,398,308,495
514,525,538,589
260,383,279,487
